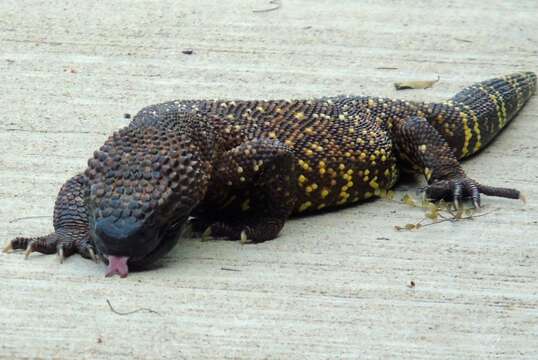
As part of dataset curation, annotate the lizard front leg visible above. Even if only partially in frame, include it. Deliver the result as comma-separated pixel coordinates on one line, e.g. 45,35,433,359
4,174,97,262
198,138,298,242
391,116,521,208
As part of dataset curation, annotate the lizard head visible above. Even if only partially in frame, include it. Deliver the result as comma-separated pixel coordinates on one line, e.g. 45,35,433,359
84,126,209,277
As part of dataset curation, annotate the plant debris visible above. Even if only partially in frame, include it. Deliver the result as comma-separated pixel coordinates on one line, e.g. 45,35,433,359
392,194,497,231
182,48,194,55
394,76,440,90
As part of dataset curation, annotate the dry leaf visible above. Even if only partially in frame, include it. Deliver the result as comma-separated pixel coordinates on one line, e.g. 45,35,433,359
394,76,439,90
402,194,416,207
405,223,417,230
425,207,439,220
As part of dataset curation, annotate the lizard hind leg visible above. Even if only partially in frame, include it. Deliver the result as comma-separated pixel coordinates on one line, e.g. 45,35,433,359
391,116,521,208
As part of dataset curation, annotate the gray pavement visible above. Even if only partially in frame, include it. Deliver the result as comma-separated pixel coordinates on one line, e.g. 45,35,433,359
1,0,537,359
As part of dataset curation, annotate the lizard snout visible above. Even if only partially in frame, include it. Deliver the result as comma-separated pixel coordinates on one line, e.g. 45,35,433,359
92,216,160,259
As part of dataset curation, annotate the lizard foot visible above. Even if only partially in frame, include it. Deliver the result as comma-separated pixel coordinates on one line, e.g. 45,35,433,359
207,217,284,243
4,231,98,263
425,177,521,209
182,217,214,239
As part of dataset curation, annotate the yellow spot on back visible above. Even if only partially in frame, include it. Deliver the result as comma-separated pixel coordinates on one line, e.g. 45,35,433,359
241,199,250,211
321,188,330,198
294,112,305,120
298,201,312,212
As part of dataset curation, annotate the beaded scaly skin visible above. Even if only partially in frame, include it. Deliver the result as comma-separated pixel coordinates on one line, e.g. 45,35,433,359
4,72,536,277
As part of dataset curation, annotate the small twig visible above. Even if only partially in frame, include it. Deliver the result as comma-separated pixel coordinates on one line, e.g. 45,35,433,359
106,299,160,316
454,37,473,43
420,209,495,228
253,0,282,13
221,267,241,272
9,216,50,224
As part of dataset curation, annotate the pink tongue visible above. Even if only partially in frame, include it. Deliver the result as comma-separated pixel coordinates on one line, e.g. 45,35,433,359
105,256,129,278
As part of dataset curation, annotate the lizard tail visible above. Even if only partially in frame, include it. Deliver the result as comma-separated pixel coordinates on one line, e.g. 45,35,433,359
426,71,536,159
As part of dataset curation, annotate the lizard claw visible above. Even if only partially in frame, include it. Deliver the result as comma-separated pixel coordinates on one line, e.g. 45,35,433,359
471,184,481,208
24,241,35,259
452,181,463,209
201,226,213,242
180,222,195,238
3,241,13,253
88,247,99,263
240,230,250,244
57,246,65,264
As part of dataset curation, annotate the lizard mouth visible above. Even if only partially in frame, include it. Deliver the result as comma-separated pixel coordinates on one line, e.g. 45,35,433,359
105,256,129,278
97,220,184,278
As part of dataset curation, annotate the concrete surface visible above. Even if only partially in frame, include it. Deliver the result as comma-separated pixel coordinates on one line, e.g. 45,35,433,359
1,0,537,359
